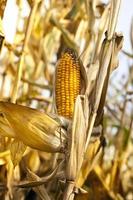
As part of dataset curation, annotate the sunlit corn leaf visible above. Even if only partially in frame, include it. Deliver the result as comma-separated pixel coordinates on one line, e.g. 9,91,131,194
32,12,44,39
0,102,66,152
10,139,27,167
0,150,10,165
27,150,40,172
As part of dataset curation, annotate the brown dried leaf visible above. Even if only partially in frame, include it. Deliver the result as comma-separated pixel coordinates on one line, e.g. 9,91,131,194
26,168,51,200
0,17,4,51
0,0,7,19
15,161,61,188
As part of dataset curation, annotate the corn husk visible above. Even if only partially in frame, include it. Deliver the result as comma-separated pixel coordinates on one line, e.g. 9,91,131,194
0,102,66,152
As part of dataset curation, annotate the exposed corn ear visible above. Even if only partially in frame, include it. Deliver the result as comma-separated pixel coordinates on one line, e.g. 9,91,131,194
0,102,66,152
55,48,86,119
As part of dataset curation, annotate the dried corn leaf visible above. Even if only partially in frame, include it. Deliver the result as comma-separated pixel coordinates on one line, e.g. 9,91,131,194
50,16,78,51
0,0,7,19
0,17,4,51
16,160,62,188
26,168,51,200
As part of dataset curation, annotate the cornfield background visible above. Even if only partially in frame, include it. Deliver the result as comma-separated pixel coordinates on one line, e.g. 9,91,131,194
0,0,133,200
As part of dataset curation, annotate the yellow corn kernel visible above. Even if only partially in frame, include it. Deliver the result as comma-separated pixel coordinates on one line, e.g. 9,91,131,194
55,48,81,119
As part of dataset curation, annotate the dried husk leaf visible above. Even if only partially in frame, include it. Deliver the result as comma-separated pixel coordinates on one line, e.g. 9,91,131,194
64,96,87,199
0,113,16,138
66,96,86,180
0,102,66,152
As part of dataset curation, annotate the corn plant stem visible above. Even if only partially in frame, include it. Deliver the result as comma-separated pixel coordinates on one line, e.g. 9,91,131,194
108,0,121,40
85,0,121,151
63,181,75,200
11,1,39,103
85,40,113,151
93,3,110,63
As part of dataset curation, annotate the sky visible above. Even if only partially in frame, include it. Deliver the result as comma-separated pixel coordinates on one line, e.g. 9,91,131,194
116,0,133,52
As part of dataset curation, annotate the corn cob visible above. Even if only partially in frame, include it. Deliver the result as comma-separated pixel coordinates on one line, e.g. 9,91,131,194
55,48,81,119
